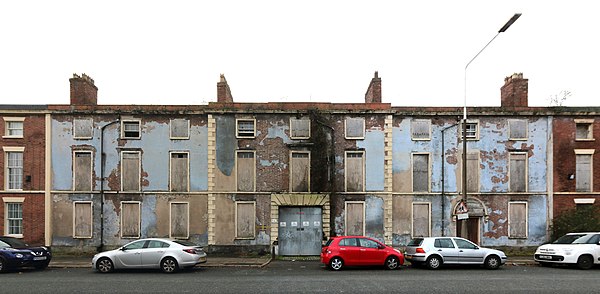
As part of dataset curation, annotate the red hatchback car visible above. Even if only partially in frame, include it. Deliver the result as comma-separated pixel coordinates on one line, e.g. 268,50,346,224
321,236,404,270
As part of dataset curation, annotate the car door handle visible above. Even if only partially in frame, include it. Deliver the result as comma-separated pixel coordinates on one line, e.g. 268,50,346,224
459,250,463,252
360,249,366,251
437,249,442,251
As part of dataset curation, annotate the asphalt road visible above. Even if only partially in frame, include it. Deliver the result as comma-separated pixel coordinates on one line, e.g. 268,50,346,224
2,261,598,293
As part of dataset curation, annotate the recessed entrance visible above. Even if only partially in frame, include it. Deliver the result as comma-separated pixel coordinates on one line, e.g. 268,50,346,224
278,206,323,256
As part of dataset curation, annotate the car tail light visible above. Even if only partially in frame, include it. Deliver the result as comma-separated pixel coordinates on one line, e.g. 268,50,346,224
183,249,197,254
416,248,426,254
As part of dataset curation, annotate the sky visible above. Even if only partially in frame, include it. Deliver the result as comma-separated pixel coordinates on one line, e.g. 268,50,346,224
1,0,599,107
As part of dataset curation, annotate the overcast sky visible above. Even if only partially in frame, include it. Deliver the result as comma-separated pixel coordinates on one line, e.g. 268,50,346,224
1,1,598,107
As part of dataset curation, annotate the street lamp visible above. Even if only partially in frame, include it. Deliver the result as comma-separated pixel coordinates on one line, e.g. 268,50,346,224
460,13,521,238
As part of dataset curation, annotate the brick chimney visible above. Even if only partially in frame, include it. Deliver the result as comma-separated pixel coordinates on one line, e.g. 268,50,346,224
70,73,97,106
364,71,382,103
500,73,528,107
217,74,233,103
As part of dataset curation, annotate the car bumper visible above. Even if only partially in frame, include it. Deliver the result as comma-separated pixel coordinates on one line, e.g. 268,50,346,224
404,254,427,263
4,256,51,268
534,253,575,263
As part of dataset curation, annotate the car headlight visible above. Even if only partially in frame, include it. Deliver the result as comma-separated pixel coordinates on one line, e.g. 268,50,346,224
15,253,23,258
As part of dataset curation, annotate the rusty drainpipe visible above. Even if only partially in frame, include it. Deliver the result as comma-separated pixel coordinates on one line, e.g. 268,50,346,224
99,119,119,252
441,123,459,237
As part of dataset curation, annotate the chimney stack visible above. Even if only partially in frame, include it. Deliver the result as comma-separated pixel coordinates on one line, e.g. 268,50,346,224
500,73,528,107
364,71,382,103
217,74,233,103
70,73,98,106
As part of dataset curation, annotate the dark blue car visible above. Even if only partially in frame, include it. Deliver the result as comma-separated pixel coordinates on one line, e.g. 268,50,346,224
0,236,52,272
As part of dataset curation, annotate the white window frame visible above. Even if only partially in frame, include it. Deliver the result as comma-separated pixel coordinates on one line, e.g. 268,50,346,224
508,119,528,140
235,150,256,192
72,150,94,191
3,147,25,191
411,153,431,193
169,202,190,239
289,151,311,192
73,201,93,239
461,120,479,140
121,120,141,139
236,118,256,138
411,202,431,238
120,151,141,192
411,119,431,141
345,117,365,139
170,119,190,140
3,117,25,138
120,201,141,238
73,118,94,139
3,197,24,238
169,151,190,192
344,151,365,192
575,149,595,192
290,117,311,139
509,152,529,192
344,201,365,236
235,201,256,239
508,201,528,239
574,119,594,141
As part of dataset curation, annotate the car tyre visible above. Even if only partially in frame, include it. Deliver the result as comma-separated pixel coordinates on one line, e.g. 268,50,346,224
385,256,400,270
576,255,593,270
0,257,5,272
96,257,114,273
329,257,344,271
485,255,501,270
161,257,179,273
426,255,442,270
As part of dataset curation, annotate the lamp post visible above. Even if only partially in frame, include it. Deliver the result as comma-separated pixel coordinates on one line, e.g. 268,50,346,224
460,13,521,239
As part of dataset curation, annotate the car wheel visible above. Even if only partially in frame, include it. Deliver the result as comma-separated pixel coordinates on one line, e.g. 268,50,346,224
426,255,442,270
0,258,5,272
35,262,49,270
385,256,400,270
485,255,501,270
329,257,343,271
161,257,179,273
576,255,594,270
96,257,114,273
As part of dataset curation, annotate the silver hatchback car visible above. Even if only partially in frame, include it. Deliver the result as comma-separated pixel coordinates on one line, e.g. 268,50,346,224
92,238,207,273
404,237,507,270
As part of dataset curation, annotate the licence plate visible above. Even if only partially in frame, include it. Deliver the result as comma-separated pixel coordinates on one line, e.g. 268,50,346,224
538,255,552,260
33,256,47,261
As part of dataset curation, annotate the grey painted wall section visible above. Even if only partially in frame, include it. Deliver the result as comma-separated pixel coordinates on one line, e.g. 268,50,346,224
216,116,235,176
357,130,385,191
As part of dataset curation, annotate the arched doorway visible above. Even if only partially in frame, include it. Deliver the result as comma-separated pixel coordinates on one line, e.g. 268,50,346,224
454,198,487,244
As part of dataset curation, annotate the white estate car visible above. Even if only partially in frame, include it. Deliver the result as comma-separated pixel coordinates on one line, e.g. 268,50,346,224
534,232,600,269
92,238,207,273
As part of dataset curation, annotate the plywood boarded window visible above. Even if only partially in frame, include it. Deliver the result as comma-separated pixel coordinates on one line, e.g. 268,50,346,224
509,153,527,192
467,151,479,193
235,201,255,239
345,151,364,192
73,201,92,238
121,152,140,191
122,120,141,139
345,117,365,139
73,119,93,139
412,202,431,237
576,153,593,192
74,151,92,191
170,152,189,192
411,119,431,140
412,154,429,192
170,119,190,139
236,119,256,138
236,151,255,192
290,151,310,192
509,119,527,140
290,117,310,139
575,119,594,140
170,202,189,239
508,202,527,238
345,201,365,236
121,202,141,238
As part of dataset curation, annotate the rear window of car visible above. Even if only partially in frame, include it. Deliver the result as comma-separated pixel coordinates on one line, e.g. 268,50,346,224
552,234,587,244
324,239,334,247
407,238,423,246
172,240,198,247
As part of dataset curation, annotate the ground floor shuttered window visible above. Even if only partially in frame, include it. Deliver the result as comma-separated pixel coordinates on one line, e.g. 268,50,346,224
170,202,189,239
73,201,93,238
236,201,255,239
508,202,528,238
412,202,431,237
345,202,365,236
121,202,141,238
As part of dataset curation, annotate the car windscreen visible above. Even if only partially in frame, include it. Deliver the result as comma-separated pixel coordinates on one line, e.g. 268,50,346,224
552,234,587,244
0,237,28,248
407,238,423,246
0,240,10,248
572,234,600,244
172,240,198,247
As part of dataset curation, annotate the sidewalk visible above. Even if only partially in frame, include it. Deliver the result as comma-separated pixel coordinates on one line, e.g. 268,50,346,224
49,255,272,269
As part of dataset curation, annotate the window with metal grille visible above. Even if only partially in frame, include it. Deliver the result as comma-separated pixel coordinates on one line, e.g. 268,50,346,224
461,122,478,140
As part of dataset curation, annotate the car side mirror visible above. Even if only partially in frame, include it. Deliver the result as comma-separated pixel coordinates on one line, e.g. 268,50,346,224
120,247,127,251
378,244,385,250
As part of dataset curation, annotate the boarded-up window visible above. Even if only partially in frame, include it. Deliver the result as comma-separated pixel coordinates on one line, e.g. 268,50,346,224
290,152,310,192
575,121,593,140
170,119,189,139
290,118,310,139
121,202,140,238
237,151,255,192
73,201,92,238
412,202,430,237
411,120,431,140
74,151,92,191
345,118,365,139
412,154,429,192
467,152,479,193
509,153,527,192
122,152,140,191
73,119,93,139
508,202,527,238
122,121,141,139
509,120,527,140
236,119,255,138
170,152,189,192
345,202,364,236
576,153,593,192
236,201,255,239
345,152,364,192
170,202,189,239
